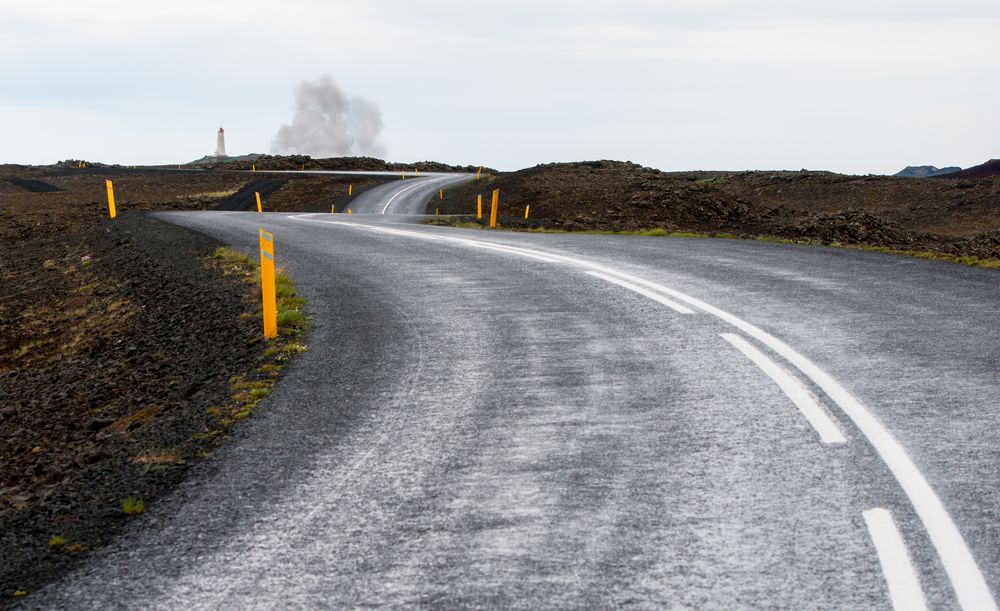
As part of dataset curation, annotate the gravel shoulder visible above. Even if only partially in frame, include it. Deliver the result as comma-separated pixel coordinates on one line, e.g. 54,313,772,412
0,163,350,602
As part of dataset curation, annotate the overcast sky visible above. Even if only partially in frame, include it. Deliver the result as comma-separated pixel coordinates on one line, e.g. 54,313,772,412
2,0,998,173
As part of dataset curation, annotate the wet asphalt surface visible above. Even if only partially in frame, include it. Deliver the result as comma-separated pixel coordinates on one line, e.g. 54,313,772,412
31,176,1000,609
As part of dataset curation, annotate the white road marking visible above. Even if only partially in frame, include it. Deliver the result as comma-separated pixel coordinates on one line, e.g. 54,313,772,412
297,218,562,262
286,215,999,611
720,333,846,444
864,508,930,611
380,177,453,214
368,225,445,240
586,271,694,314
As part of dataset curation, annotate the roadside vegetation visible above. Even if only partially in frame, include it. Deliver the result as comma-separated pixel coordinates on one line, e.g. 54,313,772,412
205,247,309,435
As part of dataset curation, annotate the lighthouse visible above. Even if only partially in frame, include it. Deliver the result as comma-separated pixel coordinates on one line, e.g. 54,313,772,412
214,127,227,157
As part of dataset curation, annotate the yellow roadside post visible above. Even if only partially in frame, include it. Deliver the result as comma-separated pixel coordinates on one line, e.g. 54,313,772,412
401,171,406,180
476,166,482,180
439,189,443,200
348,184,353,197
489,189,499,228
525,205,530,219
301,164,305,171
331,205,335,214
477,194,482,219
252,164,256,172
435,208,439,216
255,192,263,213
348,208,353,214
258,229,278,339
415,168,419,176
105,180,117,219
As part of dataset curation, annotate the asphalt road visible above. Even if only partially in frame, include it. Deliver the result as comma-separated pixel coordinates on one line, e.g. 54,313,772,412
34,176,1000,609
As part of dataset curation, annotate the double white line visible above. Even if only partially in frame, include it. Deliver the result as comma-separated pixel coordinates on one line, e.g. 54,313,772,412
287,214,996,611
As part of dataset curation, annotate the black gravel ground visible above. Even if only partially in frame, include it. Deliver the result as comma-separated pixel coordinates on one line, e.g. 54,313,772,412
0,213,267,601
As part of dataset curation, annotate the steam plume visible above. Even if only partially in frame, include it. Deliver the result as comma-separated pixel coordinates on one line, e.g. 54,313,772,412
272,75,386,157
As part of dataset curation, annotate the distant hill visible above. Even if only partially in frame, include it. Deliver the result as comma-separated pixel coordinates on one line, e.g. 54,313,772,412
895,165,962,178
931,159,1000,179
187,154,262,165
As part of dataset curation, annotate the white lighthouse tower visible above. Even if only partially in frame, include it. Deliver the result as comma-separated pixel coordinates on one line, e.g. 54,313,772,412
214,127,227,157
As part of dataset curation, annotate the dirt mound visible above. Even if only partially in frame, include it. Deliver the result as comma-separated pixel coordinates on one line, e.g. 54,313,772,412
4,177,63,193
437,161,1000,261
935,159,1000,179
439,160,767,233
780,210,919,247
963,230,1000,259
715,170,1000,239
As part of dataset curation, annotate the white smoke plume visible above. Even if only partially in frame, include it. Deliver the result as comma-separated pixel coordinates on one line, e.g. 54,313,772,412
272,75,386,158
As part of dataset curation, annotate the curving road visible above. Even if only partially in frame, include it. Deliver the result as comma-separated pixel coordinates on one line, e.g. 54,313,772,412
34,176,1000,609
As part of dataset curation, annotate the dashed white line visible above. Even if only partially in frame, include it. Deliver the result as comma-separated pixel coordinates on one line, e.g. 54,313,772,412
586,271,694,314
864,508,930,611
286,215,998,611
721,333,846,445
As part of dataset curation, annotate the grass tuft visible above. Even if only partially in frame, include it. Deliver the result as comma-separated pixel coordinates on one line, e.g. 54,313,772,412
121,496,145,516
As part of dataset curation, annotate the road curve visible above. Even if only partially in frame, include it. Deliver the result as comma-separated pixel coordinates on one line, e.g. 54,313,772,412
268,171,474,214
33,204,1000,608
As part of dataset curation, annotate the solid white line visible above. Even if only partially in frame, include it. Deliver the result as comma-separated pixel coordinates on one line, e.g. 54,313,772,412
864,508,930,611
586,271,694,314
380,177,452,214
720,333,846,444
368,226,444,241
284,216,998,611
381,181,427,214
461,241,562,263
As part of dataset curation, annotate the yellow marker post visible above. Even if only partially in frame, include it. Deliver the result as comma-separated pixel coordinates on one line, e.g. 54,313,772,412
415,168,419,176
348,184,353,197
489,189,499,228
525,205,530,219
252,164,256,172
477,194,482,219
255,192,263,213
476,166,482,180
105,180,117,219
331,205,335,214
439,189,444,200
301,164,305,171
435,208,439,216
348,208,352,214
258,230,278,339
401,171,406,180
